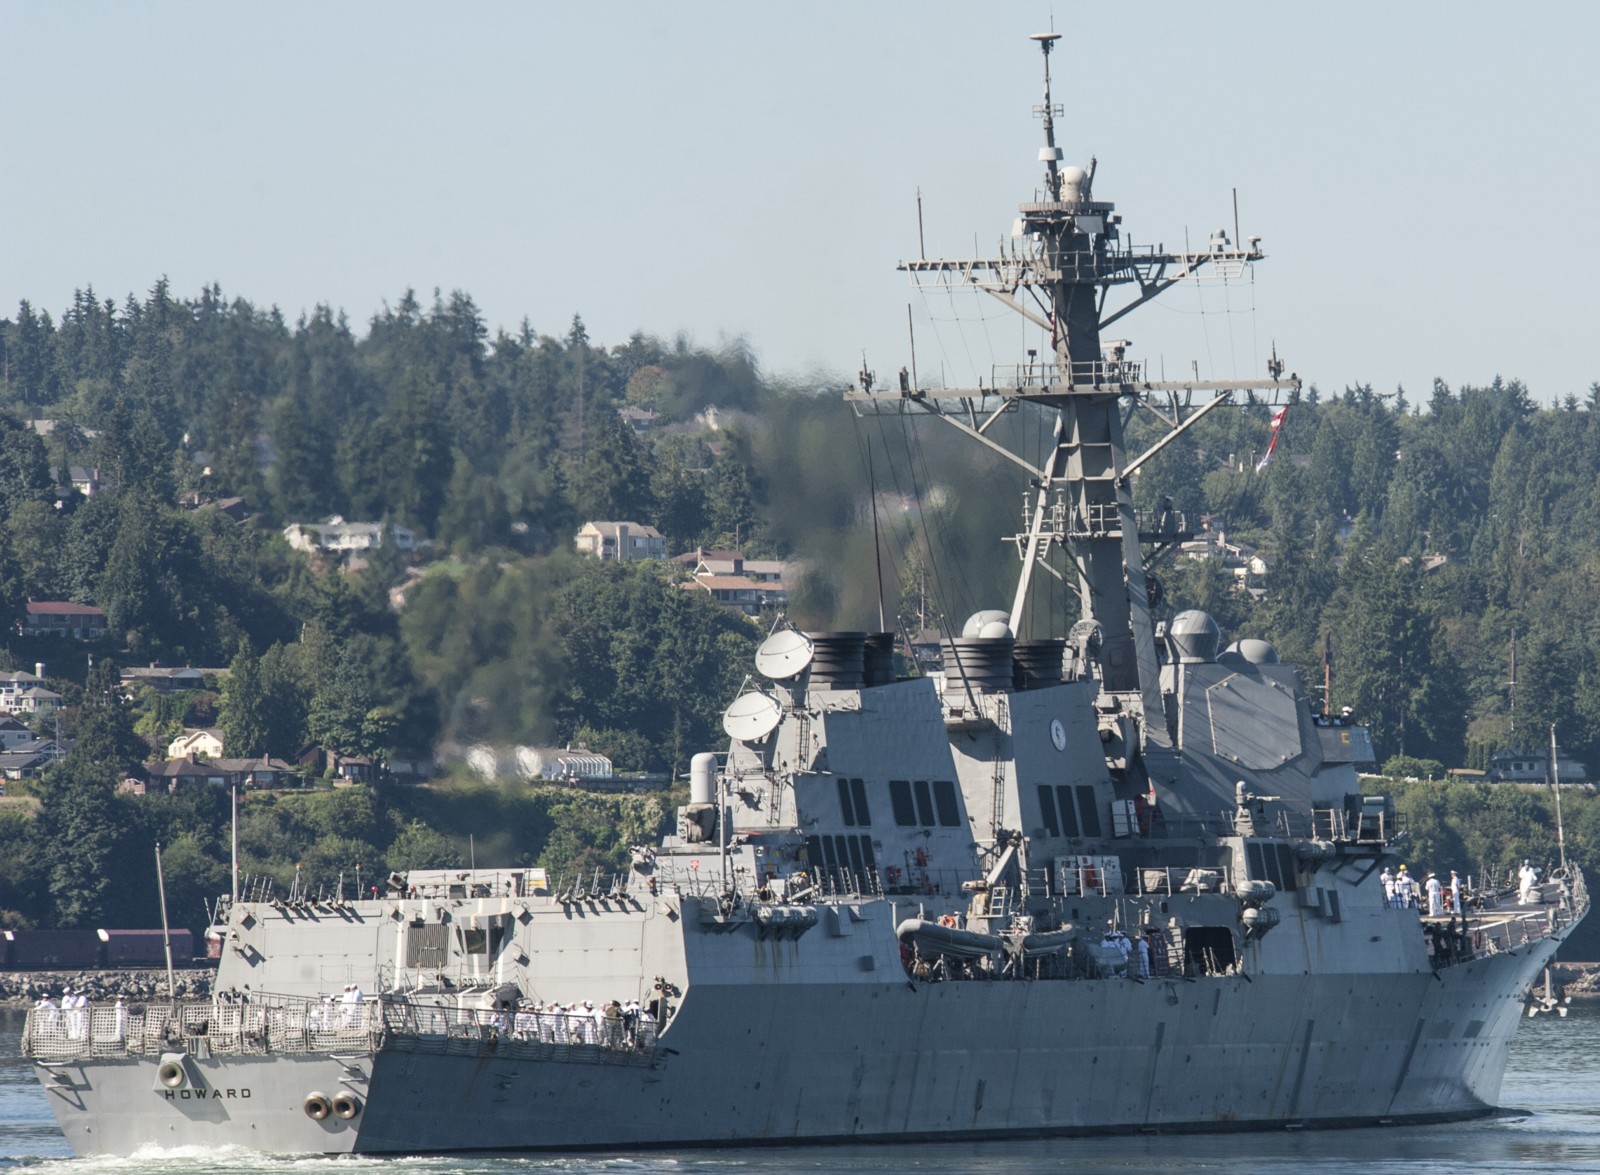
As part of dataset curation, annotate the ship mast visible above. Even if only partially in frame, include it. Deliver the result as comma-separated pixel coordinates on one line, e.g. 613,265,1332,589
846,33,1300,763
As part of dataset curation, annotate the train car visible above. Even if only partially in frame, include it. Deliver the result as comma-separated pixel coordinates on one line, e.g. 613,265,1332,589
101,928,194,966
2,928,198,969
2,929,100,969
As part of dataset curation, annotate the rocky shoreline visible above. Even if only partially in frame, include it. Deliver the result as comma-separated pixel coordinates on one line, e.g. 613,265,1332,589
0,968,214,1006
1552,962,1600,996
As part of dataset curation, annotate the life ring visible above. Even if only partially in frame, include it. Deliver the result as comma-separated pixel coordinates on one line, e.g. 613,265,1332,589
937,914,958,928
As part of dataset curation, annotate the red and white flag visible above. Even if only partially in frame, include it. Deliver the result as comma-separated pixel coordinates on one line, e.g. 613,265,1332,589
1255,406,1288,471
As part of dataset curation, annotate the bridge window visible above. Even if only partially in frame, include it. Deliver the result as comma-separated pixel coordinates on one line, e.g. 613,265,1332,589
1076,785,1103,837
913,780,936,826
933,780,960,826
834,776,872,826
1037,785,1061,836
889,780,917,826
851,778,872,826
1275,843,1299,892
1055,785,1081,837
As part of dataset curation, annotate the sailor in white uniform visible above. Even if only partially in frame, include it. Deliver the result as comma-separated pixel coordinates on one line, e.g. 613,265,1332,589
1519,860,1540,904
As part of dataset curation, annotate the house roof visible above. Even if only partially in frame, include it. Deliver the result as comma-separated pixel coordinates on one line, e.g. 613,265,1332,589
740,560,787,577
0,750,53,769
122,666,221,683
579,520,663,538
691,575,767,591
25,600,105,617
145,756,227,779
674,548,741,565
208,757,296,774
147,755,295,779
171,728,223,747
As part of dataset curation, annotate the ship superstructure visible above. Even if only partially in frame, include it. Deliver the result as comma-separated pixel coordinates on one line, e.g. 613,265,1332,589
23,34,1586,1157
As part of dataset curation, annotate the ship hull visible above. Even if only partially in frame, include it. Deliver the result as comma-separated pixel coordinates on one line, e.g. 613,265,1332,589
38,936,1556,1156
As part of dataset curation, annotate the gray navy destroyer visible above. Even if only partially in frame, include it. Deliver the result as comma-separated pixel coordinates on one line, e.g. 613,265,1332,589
24,33,1587,1157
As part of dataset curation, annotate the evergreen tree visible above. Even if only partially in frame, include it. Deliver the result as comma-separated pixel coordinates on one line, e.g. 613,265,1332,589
220,640,269,758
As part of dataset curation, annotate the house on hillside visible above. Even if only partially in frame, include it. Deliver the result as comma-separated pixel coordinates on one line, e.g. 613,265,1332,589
297,744,377,783
168,728,224,760
675,548,791,615
574,520,666,562
284,517,416,560
0,716,34,750
0,739,65,780
1487,747,1590,784
121,666,221,694
140,755,299,793
0,671,45,713
21,601,107,639
618,406,658,432
12,687,62,717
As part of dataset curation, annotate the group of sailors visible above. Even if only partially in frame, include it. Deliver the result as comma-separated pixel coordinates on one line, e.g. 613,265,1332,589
1381,864,1464,915
1382,861,1546,913
309,984,369,1029
31,989,129,1041
1099,928,1170,979
488,998,657,1049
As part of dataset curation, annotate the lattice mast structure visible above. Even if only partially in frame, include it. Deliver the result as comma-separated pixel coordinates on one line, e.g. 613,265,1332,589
847,32,1301,765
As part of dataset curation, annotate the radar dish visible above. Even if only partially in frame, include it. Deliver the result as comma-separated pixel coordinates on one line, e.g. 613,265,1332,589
755,629,814,681
722,691,783,743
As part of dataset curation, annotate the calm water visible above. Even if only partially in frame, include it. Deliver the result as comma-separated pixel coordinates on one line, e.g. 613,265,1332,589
4,1004,1600,1174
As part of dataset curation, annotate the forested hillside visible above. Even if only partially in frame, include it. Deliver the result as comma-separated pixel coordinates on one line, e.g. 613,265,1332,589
0,281,1597,935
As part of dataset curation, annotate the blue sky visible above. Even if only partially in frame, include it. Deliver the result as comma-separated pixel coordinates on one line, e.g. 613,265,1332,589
4,2,1597,403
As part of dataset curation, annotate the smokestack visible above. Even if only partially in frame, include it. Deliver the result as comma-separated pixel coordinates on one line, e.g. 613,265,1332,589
34,663,44,679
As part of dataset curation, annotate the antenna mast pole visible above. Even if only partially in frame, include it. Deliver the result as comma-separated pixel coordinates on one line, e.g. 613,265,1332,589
155,842,178,1006
1550,724,1567,872
231,782,239,905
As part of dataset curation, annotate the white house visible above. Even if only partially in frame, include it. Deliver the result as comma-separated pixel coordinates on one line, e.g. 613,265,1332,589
168,728,225,760
574,521,666,562
285,516,416,557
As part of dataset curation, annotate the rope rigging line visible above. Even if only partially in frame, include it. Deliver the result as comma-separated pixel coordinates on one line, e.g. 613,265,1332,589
1223,273,1239,382
893,410,966,642
850,416,916,635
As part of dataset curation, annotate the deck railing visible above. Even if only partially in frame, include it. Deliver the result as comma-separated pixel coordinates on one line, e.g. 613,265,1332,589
23,991,660,1070
22,992,382,1062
